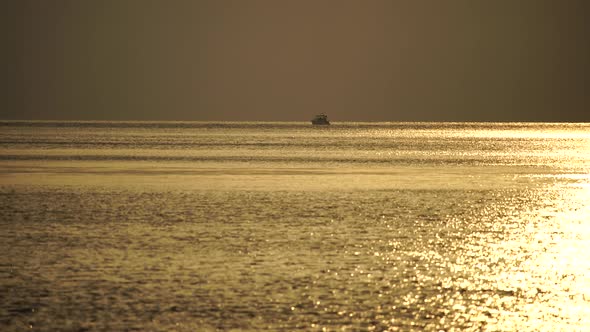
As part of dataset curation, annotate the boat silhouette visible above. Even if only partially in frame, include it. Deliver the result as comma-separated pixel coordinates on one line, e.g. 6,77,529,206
311,113,330,125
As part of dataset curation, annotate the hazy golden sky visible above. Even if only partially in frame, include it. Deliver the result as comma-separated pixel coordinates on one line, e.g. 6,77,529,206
5,0,590,121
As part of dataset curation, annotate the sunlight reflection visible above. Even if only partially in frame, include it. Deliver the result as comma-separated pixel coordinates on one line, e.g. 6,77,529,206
488,177,590,330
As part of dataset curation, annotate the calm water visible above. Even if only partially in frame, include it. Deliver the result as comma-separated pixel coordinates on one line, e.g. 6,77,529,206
1,121,589,331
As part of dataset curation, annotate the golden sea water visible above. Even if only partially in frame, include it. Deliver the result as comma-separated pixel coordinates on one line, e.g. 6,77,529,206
1,121,589,331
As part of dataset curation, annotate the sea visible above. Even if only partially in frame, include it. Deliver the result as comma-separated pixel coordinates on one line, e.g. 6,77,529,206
1,121,589,331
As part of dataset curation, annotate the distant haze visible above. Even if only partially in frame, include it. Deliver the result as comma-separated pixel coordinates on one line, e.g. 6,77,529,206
4,0,590,122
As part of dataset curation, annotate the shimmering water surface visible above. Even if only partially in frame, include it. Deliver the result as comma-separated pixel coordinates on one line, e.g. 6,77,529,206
1,121,589,331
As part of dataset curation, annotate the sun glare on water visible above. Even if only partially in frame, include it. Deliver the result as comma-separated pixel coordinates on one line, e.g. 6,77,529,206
480,175,590,330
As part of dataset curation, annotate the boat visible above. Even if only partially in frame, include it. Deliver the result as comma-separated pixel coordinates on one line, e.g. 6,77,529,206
311,113,330,125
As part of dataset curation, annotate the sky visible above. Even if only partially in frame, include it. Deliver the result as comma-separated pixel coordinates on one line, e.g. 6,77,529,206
4,0,590,122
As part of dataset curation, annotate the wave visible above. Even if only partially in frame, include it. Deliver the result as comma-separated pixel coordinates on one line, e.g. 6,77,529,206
0,153,548,166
